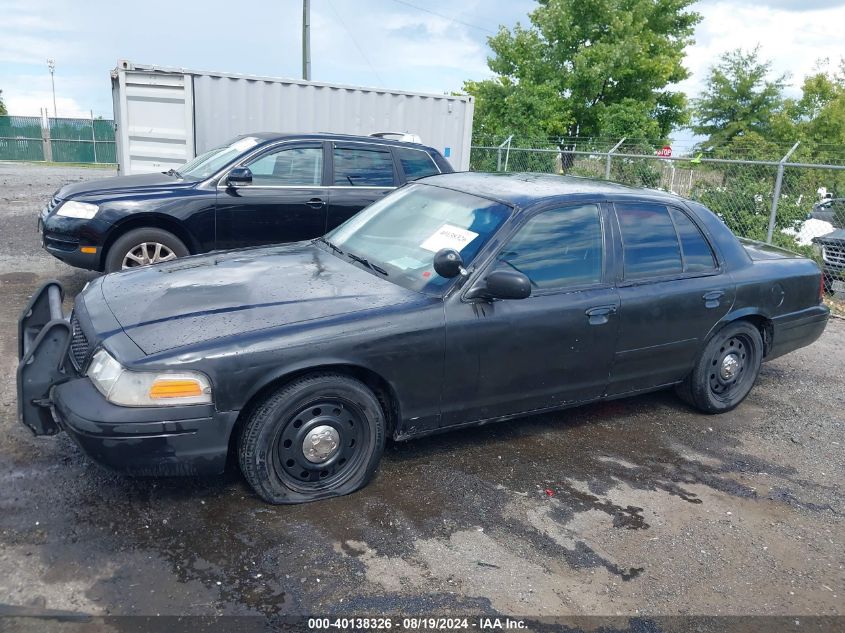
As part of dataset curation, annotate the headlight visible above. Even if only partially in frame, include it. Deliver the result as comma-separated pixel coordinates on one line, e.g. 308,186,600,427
87,349,212,407
56,200,99,219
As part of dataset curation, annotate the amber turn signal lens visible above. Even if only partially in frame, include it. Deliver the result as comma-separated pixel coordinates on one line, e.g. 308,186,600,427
80,246,98,254
149,379,204,399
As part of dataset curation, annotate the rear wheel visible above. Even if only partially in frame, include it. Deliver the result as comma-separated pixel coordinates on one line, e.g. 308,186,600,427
104,228,189,273
676,321,763,413
238,373,386,504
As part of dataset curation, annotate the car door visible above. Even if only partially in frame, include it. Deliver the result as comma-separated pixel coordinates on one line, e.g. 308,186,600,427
215,142,328,249
325,142,397,231
441,202,620,426
606,200,736,395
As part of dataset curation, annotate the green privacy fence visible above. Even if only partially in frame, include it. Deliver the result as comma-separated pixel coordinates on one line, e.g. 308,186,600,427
0,115,116,164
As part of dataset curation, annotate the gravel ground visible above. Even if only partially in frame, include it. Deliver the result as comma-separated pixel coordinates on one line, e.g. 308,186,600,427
0,163,842,624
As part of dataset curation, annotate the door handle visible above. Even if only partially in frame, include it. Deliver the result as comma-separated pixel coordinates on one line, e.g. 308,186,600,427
585,305,617,326
702,290,725,309
306,198,325,209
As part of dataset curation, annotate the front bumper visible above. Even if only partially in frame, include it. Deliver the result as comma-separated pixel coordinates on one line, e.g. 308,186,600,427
17,282,237,476
39,209,105,271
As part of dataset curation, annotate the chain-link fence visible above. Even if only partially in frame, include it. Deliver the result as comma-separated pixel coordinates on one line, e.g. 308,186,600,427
470,141,845,315
0,115,116,164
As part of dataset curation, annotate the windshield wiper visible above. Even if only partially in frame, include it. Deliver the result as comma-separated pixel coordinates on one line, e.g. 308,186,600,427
163,168,181,177
316,236,343,255
347,252,388,276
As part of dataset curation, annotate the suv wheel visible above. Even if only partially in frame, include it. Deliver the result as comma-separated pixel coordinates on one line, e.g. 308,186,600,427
105,228,189,273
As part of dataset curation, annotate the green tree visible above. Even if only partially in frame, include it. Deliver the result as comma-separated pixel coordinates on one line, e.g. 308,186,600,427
0,90,7,116
692,47,786,149
464,0,700,148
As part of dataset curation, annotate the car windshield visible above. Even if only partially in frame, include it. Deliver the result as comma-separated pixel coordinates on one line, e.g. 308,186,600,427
177,136,262,179
326,183,512,294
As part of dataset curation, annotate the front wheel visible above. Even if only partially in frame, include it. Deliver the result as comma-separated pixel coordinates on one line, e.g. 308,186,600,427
238,373,386,504
104,227,189,273
676,321,763,413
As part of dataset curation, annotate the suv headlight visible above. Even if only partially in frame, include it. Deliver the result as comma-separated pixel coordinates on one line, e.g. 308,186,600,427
56,200,99,219
87,349,212,407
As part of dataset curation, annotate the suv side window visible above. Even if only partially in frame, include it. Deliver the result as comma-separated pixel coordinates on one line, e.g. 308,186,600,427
616,202,683,279
333,147,395,186
394,147,439,181
669,207,717,272
245,146,323,185
493,204,603,290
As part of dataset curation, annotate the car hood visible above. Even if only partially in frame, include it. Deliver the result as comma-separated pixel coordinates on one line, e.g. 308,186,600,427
813,228,845,244
58,172,195,200
99,243,426,355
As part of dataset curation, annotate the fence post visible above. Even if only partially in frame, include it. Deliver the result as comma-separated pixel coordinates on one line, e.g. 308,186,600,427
605,137,626,180
41,115,53,162
496,135,513,172
766,141,800,244
90,110,98,164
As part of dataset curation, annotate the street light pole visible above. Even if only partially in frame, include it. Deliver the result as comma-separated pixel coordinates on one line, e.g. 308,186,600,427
46,59,57,119
302,0,311,81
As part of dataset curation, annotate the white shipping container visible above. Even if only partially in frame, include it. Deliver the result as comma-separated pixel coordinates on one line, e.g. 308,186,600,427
111,60,474,175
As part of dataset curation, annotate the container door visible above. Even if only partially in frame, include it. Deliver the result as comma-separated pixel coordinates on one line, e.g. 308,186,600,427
114,69,195,175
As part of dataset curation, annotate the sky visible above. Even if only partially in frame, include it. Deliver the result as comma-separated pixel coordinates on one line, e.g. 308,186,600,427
1,0,844,148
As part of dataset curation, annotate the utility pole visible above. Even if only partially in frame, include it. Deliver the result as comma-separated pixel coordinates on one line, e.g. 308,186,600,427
47,59,57,119
302,0,311,81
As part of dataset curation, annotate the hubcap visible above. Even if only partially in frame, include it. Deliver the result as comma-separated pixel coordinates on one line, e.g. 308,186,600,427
122,242,177,269
708,334,755,400
720,353,740,380
272,398,369,489
302,425,340,463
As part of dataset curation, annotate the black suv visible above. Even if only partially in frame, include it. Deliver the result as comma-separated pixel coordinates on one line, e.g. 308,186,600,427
39,133,452,272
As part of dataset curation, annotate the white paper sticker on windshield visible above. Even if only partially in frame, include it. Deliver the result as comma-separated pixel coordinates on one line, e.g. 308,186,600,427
420,224,479,253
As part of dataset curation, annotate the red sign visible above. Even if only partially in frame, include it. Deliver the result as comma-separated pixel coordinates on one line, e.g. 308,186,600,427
655,145,672,157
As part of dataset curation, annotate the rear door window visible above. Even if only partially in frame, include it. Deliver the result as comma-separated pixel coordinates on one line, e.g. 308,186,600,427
333,146,395,186
394,147,440,181
615,202,683,279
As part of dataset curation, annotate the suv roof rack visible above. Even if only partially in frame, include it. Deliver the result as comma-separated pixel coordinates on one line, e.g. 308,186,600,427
370,132,422,144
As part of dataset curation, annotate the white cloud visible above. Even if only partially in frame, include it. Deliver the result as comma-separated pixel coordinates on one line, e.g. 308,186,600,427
680,1,845,99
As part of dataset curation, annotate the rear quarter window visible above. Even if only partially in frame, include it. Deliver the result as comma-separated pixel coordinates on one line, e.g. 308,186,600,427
394,147,440,181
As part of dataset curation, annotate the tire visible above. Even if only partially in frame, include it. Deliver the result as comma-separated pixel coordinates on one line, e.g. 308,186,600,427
675,321,763,414
238,373,386,504
104,227,189,273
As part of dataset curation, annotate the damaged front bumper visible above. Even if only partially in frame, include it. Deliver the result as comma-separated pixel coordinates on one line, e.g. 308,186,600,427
17,281,73,436
16,281,237,475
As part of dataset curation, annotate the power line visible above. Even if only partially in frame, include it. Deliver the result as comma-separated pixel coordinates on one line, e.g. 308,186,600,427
388,0,498,34
326,0,387,87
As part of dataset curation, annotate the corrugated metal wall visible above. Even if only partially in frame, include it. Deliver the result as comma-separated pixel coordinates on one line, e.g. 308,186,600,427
191,74,473,170
112,63,473,173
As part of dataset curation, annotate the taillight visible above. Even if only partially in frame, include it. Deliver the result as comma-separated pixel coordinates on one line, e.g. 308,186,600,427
819,275,825,303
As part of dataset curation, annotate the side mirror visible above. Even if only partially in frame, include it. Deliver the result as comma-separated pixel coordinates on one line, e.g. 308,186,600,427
227,166,253,186
433,248,464,279
466,269,531,301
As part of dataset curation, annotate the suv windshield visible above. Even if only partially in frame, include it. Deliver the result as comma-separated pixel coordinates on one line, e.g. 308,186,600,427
326,183,511,294
177,136,262,179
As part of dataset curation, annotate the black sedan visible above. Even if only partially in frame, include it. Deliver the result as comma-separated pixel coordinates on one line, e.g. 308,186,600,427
18,173,829,504
38,132,451,272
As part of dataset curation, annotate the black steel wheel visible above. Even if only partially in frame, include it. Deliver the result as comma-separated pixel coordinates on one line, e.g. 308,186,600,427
238,373,386,504
676,321,763,413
